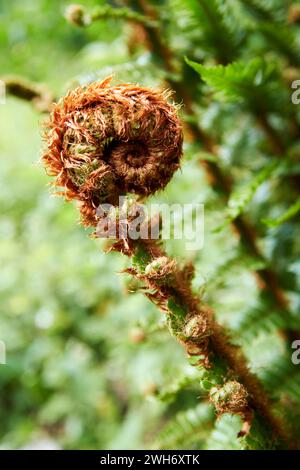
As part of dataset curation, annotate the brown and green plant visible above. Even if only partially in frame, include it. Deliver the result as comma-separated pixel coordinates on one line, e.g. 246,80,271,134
42,79,296,450
43,77,182,226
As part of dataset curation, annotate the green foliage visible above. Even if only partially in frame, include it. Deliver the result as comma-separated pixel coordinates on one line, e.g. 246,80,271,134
261,355,300,402
206,414,244,450
155,368,201,403
67,4,157,29
257,23,300,66
1,0,300,451
170,0,242,63
215,161,279,231
186,57,285,113
239,0,285,23
234,301,298,343
263,197,300,227
154,403,214,449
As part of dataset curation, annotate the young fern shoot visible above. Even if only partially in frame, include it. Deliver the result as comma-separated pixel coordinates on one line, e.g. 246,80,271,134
42,78,293,449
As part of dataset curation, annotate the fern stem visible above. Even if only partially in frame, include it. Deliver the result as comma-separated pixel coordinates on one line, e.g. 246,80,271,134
65,3,157,28
109,235,294,448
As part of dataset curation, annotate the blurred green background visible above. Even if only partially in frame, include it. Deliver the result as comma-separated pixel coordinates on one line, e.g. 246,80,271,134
0,0,299,450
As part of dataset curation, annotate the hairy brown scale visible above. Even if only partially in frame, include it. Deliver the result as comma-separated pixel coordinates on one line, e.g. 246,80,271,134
42,77,183,225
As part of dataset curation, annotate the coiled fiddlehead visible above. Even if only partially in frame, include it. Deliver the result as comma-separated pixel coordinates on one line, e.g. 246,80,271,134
42,77,183,225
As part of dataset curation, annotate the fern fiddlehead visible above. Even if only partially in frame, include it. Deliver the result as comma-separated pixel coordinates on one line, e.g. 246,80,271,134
43,77,182,226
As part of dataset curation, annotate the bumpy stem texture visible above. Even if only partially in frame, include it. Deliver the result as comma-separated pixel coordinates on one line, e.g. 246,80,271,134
122,237,291,448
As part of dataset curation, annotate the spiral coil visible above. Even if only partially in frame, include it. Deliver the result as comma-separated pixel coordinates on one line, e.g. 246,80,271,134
43,77,183,225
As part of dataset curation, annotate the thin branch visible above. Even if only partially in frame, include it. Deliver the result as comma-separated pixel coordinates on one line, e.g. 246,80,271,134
65,3,157,29
1,75,54,112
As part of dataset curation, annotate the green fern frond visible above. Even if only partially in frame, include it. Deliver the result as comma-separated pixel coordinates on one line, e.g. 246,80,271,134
206,412,277,450
239,0,286,23
261,356,300,402
186,57,285,113
214,161,279,231
170,0,242,62
257,23,300,66
235,297,298,342
205,414,244,449
263,197,300,227
153,402,214,449
155,368,202,403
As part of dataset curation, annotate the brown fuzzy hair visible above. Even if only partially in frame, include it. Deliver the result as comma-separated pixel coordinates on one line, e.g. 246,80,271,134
42,77,183,225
